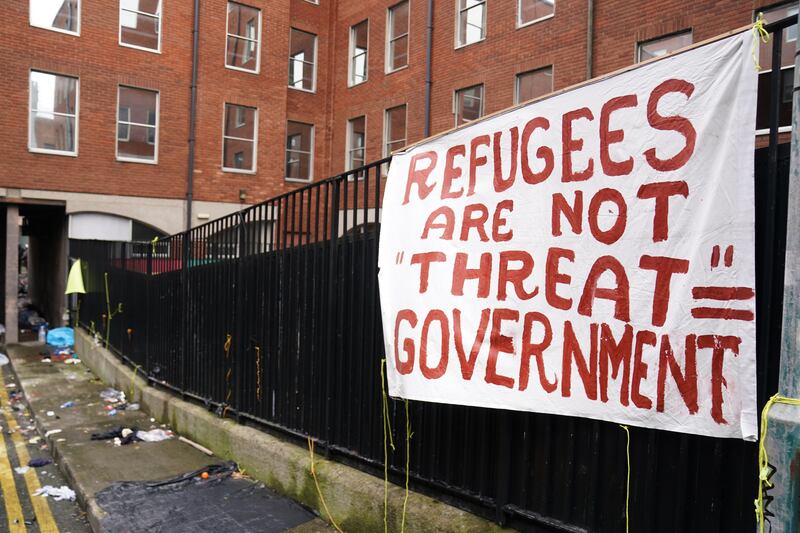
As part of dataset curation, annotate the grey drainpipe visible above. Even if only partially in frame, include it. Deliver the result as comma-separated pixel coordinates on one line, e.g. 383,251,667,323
186,0,200,232
586,0,594,79
424,0,434,137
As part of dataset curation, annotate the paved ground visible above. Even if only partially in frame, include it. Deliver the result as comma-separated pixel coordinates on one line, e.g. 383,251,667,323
3,342,334,533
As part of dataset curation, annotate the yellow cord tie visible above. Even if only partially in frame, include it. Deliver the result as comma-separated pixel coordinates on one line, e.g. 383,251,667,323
150,236,159,255
620,424,630,533
307,437,344,533
222,334,233,418
755,393,800,532
381,360,395,533
254,345,262,402
752,12,770,71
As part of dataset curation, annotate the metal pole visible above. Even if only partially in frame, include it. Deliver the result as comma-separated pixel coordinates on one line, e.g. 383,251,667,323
764,7,800,531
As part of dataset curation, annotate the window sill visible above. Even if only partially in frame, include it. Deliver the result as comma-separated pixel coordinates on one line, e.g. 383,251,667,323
516,13,554,29
288,86,317,94
117,156,158,165
348,79,369,88
455,37,485,50
385,65,409,76
225,64,260,75
222,167,257,175
30,23,80,37
119,41,161,54
29,147,78,157
285,177,313,184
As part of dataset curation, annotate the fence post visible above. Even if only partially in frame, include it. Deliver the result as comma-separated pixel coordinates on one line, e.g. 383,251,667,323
181,232,191,396
324,179,341,451
146,241,152,380
234,213,246,420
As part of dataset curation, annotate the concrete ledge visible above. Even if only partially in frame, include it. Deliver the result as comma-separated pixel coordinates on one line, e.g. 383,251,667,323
75,330,511,533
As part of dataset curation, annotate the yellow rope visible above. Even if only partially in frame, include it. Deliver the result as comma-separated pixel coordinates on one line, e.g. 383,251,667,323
150,236,159,255
401,399,411,533
307,437,344,533
255,345,262,402
620,424,630,533
222,334,233,418
756,393,800,532
381,360,396,533
752,12,770,71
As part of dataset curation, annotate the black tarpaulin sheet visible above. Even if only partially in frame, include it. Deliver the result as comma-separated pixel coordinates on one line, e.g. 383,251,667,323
94,463,314,533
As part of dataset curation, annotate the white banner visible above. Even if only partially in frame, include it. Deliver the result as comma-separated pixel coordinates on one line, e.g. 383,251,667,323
378,32,758,440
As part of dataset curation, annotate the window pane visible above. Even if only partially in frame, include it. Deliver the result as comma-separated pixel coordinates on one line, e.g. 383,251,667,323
390,2,409,39
118,87,157,123
30,113,76,152
287,122,313,151
516,66,553,103
121,0,160,16
456,85,483,125
519,0,554,24
30,71,77,114
225,105,256,139
224,139,255,170
390,35,408,70
120,11,160,50
30,0,79,33
637,31,692,62
227,3,259,37
227,36,259,70
351,21,368,84
118,124,156,160
759,4,798,71
348,117,366,169
289,29,316,90
385,105,406,154
756,66,794,129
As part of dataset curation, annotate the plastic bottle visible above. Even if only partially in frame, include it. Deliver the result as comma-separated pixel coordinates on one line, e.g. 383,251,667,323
38,323,48,343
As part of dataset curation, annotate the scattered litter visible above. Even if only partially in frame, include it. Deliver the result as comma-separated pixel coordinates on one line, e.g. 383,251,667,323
179,436,213,456
100,388,126,403
0,354,8,367
27,458,51,468
29,437,41,445
92,426,140,445
200,472,209,480
46,327,75,348
34,485,76,501
108,409,118,417
60,401,75,409
44,429,62,438
113,438,122,447
121,428,134,439
126,403,140,411
56,438,66,442
64,358,81,365
41,358,51,363
150,418,155,423
14,466,29,475
46,411,55,417
6,383,16,388
136,429,173,443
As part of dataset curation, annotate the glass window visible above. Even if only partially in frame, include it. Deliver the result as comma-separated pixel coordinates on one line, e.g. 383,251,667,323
347,116,366,171
756,3,797,131
223,104,257,172
119,0,162,52
636,31,692,62
30,0,80,34
29,71,78,155
518,0,554,26
384,105,407,156
117,86,158,162
289,29,317,91
285,121,314,181
387,2,409,72
456,0,486,47
454,84,483,126
226,2,261,72
515,66,553,104
350,20,369,86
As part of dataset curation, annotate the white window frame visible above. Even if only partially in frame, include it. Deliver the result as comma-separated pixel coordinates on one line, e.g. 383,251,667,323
386,1,409,73
516,0,555,29
346,116,367,173
118,0,163,54
454,84,484,127
115,85,159,164
28,70,80,157
455,0,486,49
285,121,315,183
30,0,81,36
222,103,259,174
514,65,553,105
304,0,319,4
635,30,692,63
288,28,318,93
383,104,407,157
118,107,131,141
225,1,262,74
348,20,369,87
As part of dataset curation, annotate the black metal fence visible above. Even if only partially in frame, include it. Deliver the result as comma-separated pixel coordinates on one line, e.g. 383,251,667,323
71,19,794,533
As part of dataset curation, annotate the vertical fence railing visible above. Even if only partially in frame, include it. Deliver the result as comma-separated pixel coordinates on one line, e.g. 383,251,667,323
69,18,797,532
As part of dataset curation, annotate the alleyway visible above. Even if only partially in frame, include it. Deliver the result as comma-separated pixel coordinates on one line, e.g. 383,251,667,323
0,342,334,533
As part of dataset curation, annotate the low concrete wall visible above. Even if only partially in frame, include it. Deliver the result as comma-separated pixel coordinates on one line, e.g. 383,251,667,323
75,330,511,533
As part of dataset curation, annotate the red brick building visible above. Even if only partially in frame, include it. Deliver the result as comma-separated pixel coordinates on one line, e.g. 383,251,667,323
0,0,794,335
